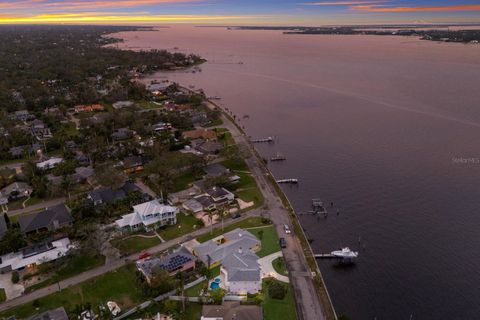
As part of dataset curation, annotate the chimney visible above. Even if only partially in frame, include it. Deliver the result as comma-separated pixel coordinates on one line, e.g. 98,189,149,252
238,247,243,254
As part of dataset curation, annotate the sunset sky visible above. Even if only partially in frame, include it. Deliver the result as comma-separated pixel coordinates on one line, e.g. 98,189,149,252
0,0,479,25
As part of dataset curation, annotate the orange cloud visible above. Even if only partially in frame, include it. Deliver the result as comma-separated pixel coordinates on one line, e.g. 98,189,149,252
352,4,480,12
0,12,265,24
303,0,388,5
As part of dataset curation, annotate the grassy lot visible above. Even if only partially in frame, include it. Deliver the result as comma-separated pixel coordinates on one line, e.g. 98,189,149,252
0,289,6,302
247,225,281,258
197,217,270,243
56,122,79,138
158,213,202,241
263,279,297,320
1,264,143,319
25,254,106,293
205,118,223,127
272,257,288,276
222,159,249,172
172,171,202,192
236,188,264,204
111,234,161,256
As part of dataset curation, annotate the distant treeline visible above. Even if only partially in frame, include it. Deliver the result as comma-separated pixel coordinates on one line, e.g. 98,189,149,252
0,25,203,112
235,26,480,44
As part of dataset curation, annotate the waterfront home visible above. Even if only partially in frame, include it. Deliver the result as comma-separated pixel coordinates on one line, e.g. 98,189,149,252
87,182,140,206
115,199,178,231
18,203,73,235
221,250,261,295
193,228,260,268
36,157,64,170
201,301,262,320
195,140,223,155
193,194,216,211
136,249,196,284
182,128,217,140
0,238,72,272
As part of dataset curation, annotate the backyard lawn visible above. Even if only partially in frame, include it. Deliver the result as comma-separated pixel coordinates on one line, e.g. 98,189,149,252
262,279,297,320
0,289,6,302
247,225,281,258
111,234,161,256
1,264,143,319
158,213,202,241
222,159,249,172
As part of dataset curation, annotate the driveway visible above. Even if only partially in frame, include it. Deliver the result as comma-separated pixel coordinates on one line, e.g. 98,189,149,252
258,251,289,283
0,273,24,300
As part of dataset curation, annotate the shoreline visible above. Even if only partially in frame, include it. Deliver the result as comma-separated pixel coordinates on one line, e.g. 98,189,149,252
178,84,337,320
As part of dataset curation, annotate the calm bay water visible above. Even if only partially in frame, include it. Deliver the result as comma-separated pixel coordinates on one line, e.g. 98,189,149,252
115,26,480,320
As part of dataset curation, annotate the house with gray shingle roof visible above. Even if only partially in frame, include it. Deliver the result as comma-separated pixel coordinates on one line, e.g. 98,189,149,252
30,306,69,320
18,203,72,235
221,250,261,294
193,228,260,268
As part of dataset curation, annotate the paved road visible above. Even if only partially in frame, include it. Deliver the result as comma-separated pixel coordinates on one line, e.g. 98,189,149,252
215,108,329,320
0,210,261,313
6,197,66,217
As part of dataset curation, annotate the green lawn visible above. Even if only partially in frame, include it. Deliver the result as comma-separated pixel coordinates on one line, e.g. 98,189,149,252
158,213,202,241
172,171,202,192
197,217,271,243
1,264,143,319
236,188,264,206
0,289,6,302
111,234,161,256
205,118,223,127
263,279,297,320
235,172,257,189
272,257,288,276
25,254,106,293
222,159,249,172
247,225,281,258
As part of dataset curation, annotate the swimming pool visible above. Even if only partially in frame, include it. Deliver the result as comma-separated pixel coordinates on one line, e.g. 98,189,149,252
209,278,221,289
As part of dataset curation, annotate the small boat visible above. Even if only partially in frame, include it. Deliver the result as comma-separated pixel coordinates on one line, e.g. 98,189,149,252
277,178,298,184
331,247,358,259
270,152,286,161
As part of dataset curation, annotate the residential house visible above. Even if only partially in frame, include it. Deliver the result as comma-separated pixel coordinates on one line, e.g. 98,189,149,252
87,182,140,206
190,111,208,126
36,157,64,170
121,155,144,174
30,307,70,320
205,187,235,205
111,128,133,141
182,129,217,140
192,228,261,268
29,119,52,140
0,238,72,272
9,143,42,158
203,164,240,183
195,140,223,155
182,198,204,213
152,122,172,133
115,199,178,231
193,194,216,211
18,203,72,235
221,250,261,294
10,110,34,122
201,301,262,320
112,100,134,109
0,182,33,201
74,104,104,113
167,187,198,205
136,249,196,284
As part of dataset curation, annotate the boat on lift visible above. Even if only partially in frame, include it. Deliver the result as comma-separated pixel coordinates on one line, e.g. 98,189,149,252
270,152,286,161
330,247,358,259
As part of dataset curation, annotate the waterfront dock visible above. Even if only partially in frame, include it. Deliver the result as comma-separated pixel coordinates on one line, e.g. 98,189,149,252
277,178,298,184
251,136,274,143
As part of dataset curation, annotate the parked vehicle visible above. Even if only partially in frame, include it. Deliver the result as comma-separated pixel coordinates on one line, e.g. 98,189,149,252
279,237,287,248
284,224,291,234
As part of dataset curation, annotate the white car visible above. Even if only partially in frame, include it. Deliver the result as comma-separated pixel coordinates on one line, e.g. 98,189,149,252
284,224,291,234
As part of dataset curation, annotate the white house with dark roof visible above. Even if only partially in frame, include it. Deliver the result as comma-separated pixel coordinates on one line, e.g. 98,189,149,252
115,199,178,231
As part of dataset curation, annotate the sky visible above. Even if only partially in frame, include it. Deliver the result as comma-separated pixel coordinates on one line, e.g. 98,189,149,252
0,0,480,25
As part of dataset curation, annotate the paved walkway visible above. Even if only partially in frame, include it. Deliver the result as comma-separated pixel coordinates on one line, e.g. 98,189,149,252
135,179,158,198
258,251,289,283
0,274,24,301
